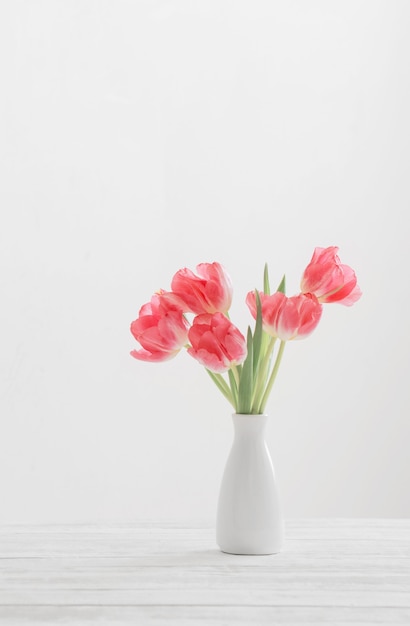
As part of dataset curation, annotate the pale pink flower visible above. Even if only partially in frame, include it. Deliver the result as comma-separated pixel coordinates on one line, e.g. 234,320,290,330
246,291,322,341
187,313,247,373
130,292,189,362
171,262,233,314
300,246,362,305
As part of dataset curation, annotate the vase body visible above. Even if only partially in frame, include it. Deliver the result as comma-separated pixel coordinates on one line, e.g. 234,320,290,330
216,414,284,555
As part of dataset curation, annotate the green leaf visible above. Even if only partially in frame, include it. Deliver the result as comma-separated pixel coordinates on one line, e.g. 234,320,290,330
228,368,238,409
277,274,286,294
263,263,270,295
237,327,254,414
260,264,272,380
252,290,263,380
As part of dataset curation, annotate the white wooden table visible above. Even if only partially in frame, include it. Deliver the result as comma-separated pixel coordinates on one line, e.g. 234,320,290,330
0,519,409,625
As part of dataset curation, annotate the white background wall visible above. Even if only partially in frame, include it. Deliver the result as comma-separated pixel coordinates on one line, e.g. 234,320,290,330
1,0,409,525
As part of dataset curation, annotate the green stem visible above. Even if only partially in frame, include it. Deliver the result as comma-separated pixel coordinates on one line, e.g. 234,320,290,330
231,365,240,389
258,340,286,414
251,336,276,412
228,368,238,410
206,370,236,409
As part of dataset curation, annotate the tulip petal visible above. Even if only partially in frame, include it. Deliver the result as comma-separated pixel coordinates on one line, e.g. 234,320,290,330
130,349,178,362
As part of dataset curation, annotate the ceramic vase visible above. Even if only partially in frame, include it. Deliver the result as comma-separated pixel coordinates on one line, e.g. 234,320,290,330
216,413,284,555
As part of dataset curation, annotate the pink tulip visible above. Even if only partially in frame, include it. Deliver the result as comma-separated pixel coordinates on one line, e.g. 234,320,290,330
246,291,322,341
171,262,233,314
187,313,247,373
300,246,362,305
130,292,189,362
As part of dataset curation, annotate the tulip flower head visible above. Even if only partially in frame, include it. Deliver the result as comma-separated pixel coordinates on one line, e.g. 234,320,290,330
171,262,233,314
246,291,322,341
187,313,247,373
301,246,362,306
130,292,189,362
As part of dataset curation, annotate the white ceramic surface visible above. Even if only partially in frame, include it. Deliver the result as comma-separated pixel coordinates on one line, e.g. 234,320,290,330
216,413,284,555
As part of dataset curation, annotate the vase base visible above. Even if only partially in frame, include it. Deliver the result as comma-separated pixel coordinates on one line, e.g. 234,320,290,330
219,548,281,556
217,536,283,556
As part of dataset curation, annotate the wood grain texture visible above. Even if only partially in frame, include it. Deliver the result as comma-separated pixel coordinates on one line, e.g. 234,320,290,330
0,519,409,625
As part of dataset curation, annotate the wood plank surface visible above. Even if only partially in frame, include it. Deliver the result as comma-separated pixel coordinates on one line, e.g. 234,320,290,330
0,520,409,625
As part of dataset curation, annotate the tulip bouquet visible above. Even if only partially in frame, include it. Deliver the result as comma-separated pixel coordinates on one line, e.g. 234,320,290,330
130,247,361,414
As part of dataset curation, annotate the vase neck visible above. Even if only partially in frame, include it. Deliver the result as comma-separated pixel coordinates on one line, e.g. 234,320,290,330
232,413,268,438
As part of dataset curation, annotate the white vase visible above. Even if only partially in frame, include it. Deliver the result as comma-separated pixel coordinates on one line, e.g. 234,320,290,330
216,413,284,555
